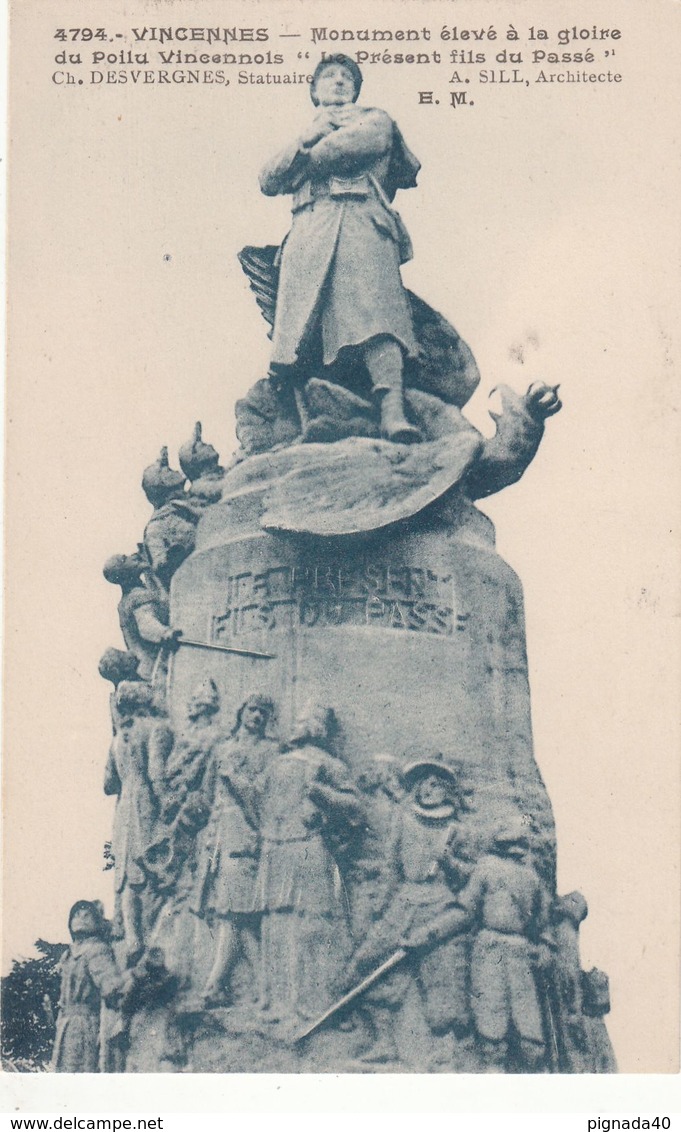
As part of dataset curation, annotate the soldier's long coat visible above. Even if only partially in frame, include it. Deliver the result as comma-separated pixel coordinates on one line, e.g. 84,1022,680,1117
52,939,124,1072
260,106,420,368
457,852,550,1044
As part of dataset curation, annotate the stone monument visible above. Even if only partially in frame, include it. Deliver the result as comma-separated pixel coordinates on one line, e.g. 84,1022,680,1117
52,53,615,1073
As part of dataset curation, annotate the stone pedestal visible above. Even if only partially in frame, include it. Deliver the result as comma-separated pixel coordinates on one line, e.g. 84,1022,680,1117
99,436,615,1075
170,464,554,865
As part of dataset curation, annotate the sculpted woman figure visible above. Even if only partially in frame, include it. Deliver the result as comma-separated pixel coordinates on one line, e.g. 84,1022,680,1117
196,695,280,1006
254,705,363,1023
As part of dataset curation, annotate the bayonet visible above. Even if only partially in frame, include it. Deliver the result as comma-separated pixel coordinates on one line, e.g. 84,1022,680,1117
177,637,276,661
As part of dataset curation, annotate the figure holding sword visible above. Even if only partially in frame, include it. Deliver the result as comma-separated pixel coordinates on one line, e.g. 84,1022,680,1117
299,809,556,1074
300,761,473,1062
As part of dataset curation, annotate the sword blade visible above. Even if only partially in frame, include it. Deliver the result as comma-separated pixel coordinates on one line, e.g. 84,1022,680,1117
295,949,408,1042
178,637,276,660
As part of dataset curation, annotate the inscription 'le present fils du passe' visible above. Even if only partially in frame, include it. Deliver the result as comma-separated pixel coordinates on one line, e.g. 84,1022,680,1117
211,563,469,639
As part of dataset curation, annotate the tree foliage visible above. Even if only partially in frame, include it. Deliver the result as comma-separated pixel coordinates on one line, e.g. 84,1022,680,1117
1,940,66,1072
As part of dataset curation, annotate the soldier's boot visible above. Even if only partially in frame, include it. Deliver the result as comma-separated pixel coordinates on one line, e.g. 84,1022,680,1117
122,887,145,968
377,389,421,445
364,336,421,445
357,1006,400,1064
479,1036,507,1073
519,1037,546,1072
202,920,238,1007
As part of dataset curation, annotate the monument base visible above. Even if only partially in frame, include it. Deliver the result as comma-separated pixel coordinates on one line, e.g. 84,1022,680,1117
111,444,617,1074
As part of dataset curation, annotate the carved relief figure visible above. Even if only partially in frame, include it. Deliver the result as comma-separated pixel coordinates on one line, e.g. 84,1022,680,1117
550,892,617,1072
142,680,225,991
98,647,141,691
349,761,471,1062
98,646,142,746
196,696,279,1006
141,447,199,588
52,901,131,1073
254,704,362,1023
550,890,590,1070
259,54,421,443
580,967,617,1073
351,753,405,937
140,794,211,992
455,817,553,1072
160,678,224,820
178,421,225,508
103,682,163,964
102,551,179,683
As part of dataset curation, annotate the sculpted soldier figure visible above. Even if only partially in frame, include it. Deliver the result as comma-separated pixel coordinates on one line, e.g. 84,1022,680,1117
97,647,142,749
104,681,163,964
351,754,405,938
254,704,362,1024
580,967,617,1073
454,817,553,1072
550,890,590,1070
103,551,179,683
260,54,422,444
350,761,472,1061
549,891,615,1072
141,794,211,993
141,447,200,588
160,678,224,821
196,696,279,1006
240,54,563,482
139,680,225,994
178,421,225,508
98,647,140,690
52,901,131,1073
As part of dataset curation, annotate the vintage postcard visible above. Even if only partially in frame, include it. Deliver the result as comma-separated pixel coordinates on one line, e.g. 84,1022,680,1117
2,0,680,1106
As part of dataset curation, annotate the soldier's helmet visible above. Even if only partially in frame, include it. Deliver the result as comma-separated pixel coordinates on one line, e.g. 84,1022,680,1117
290,703,340,750
402,760,463,819
187,677,220,716
310,54,363,105
553,890,589,925
402,759,460,791
115,680,157,718
68,899,109,940
102,551,145,587
234,694,275,733
98,647,140,686
492,814,531,849
142,447,186,508
179,422,220,481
